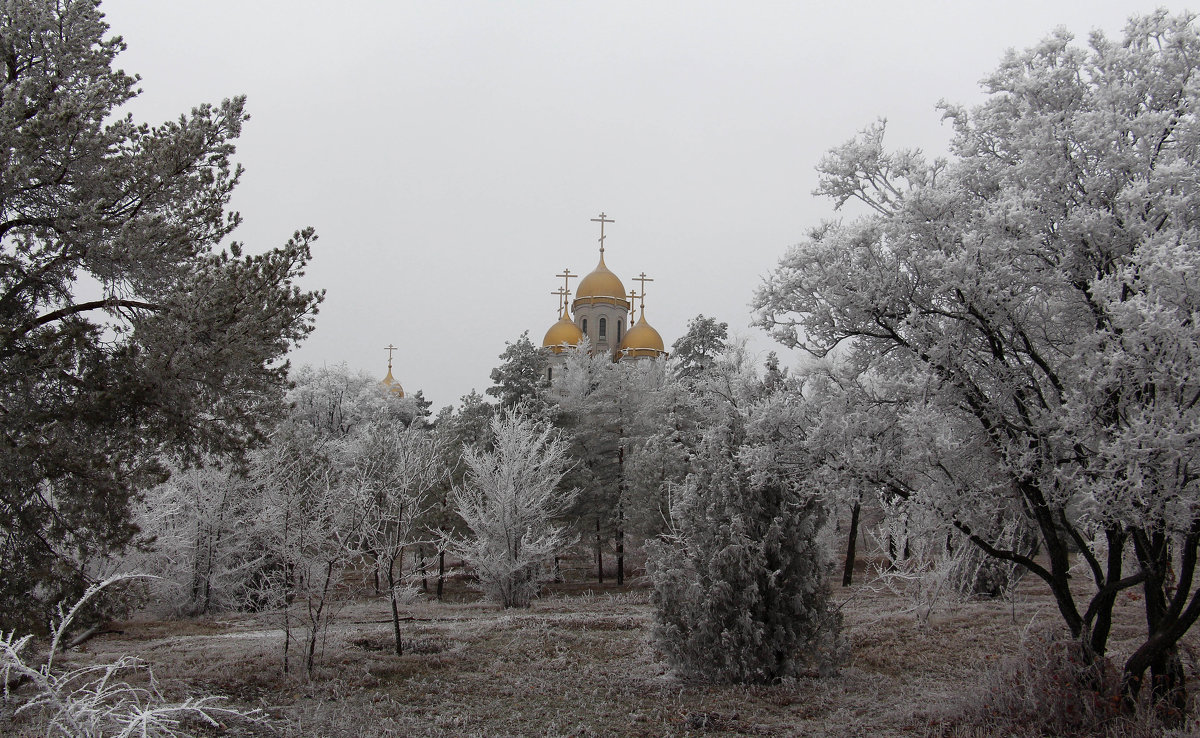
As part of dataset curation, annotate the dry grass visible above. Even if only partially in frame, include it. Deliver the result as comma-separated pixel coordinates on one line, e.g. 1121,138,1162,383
15,572,1200,737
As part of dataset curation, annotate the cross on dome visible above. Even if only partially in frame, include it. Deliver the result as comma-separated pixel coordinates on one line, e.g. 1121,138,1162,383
590,212,614,256
634,272,654,313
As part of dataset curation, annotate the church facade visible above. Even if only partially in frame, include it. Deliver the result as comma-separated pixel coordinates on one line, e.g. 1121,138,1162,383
541,213,668,380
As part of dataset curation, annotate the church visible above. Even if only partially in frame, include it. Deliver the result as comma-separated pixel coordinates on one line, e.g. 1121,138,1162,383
382,213,667,395
541,213,669,381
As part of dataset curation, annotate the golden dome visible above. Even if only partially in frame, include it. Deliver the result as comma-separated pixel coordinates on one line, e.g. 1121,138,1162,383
381,367,405,398
543,307,584,353
618,313,667,359
574,254,629,308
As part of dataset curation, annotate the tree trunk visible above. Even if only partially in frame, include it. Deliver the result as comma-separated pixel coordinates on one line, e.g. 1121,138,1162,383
842,502,861,587
436,549,445,601
596,517,604,584
616,525,625,586
306,560,335,675
617,443,625,586
282,599,291,675
387,555,404,656
419,546,428,593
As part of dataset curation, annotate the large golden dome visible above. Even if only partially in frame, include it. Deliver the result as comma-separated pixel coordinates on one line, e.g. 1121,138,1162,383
618,313,667,359
543,307,584,353
574,254,629,308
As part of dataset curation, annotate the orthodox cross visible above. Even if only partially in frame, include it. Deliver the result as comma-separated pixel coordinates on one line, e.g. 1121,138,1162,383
634,272,654,312
551,287,569,314
384,343,398,371
590,212,614,255
555,268,576,300
628,289,639,325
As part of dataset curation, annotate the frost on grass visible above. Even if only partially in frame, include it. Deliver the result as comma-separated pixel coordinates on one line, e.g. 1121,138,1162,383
1,575,260,737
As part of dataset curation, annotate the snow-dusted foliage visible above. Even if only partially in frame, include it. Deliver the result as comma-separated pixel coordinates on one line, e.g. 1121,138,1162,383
754,11,1200,703
649,359,844,683
356,420,447,654
255,425,376,675
0,576,256,737
128,364,441,673
124,466,262,616
451,409,576,608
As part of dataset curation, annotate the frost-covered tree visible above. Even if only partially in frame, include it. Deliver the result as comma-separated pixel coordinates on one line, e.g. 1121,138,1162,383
357,420,445,654
620,358,698,540
288,364,426,434
125,465,262,616
670,314,728,381
555,347,626,582
127,365,417,619
755,11,1200,705
255,425,372,675
428,390,494,598
0,0,322,628
649,365,843,683
451,409,576,607
487,331,550,412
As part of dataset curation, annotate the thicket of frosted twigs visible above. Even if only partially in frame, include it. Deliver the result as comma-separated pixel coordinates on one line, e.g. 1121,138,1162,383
125,366,442,672
1,576,259,737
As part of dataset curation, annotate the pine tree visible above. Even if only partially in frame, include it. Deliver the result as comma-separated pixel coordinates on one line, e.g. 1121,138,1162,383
0,0,322,629
649,403,843,683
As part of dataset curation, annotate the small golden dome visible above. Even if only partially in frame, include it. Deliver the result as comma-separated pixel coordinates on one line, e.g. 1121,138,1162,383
543,307,584,353
574,255,629,308
381,368,405,398
618,313,667,359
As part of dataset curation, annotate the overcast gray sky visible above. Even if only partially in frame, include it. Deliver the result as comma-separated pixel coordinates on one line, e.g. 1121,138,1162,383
101,1,1194,410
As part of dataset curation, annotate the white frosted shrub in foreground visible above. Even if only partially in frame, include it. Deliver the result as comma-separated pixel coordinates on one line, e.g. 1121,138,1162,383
0,576,256,737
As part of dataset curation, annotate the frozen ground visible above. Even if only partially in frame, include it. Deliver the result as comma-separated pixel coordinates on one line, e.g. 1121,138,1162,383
12,569,1200,737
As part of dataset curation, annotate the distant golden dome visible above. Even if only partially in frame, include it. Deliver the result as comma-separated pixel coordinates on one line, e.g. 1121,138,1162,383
381,367,405,398
574,254,629,308
618,313,667,359
543,307,584,353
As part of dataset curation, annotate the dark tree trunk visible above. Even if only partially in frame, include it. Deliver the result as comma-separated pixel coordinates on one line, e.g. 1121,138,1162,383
596,517,604,584
305,560,336,675
617,443,625,586
387,556,404,656
436,549,445,601
1118,526,1200,720
616,525,625,586
419,546,428,593
842,502,861,587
